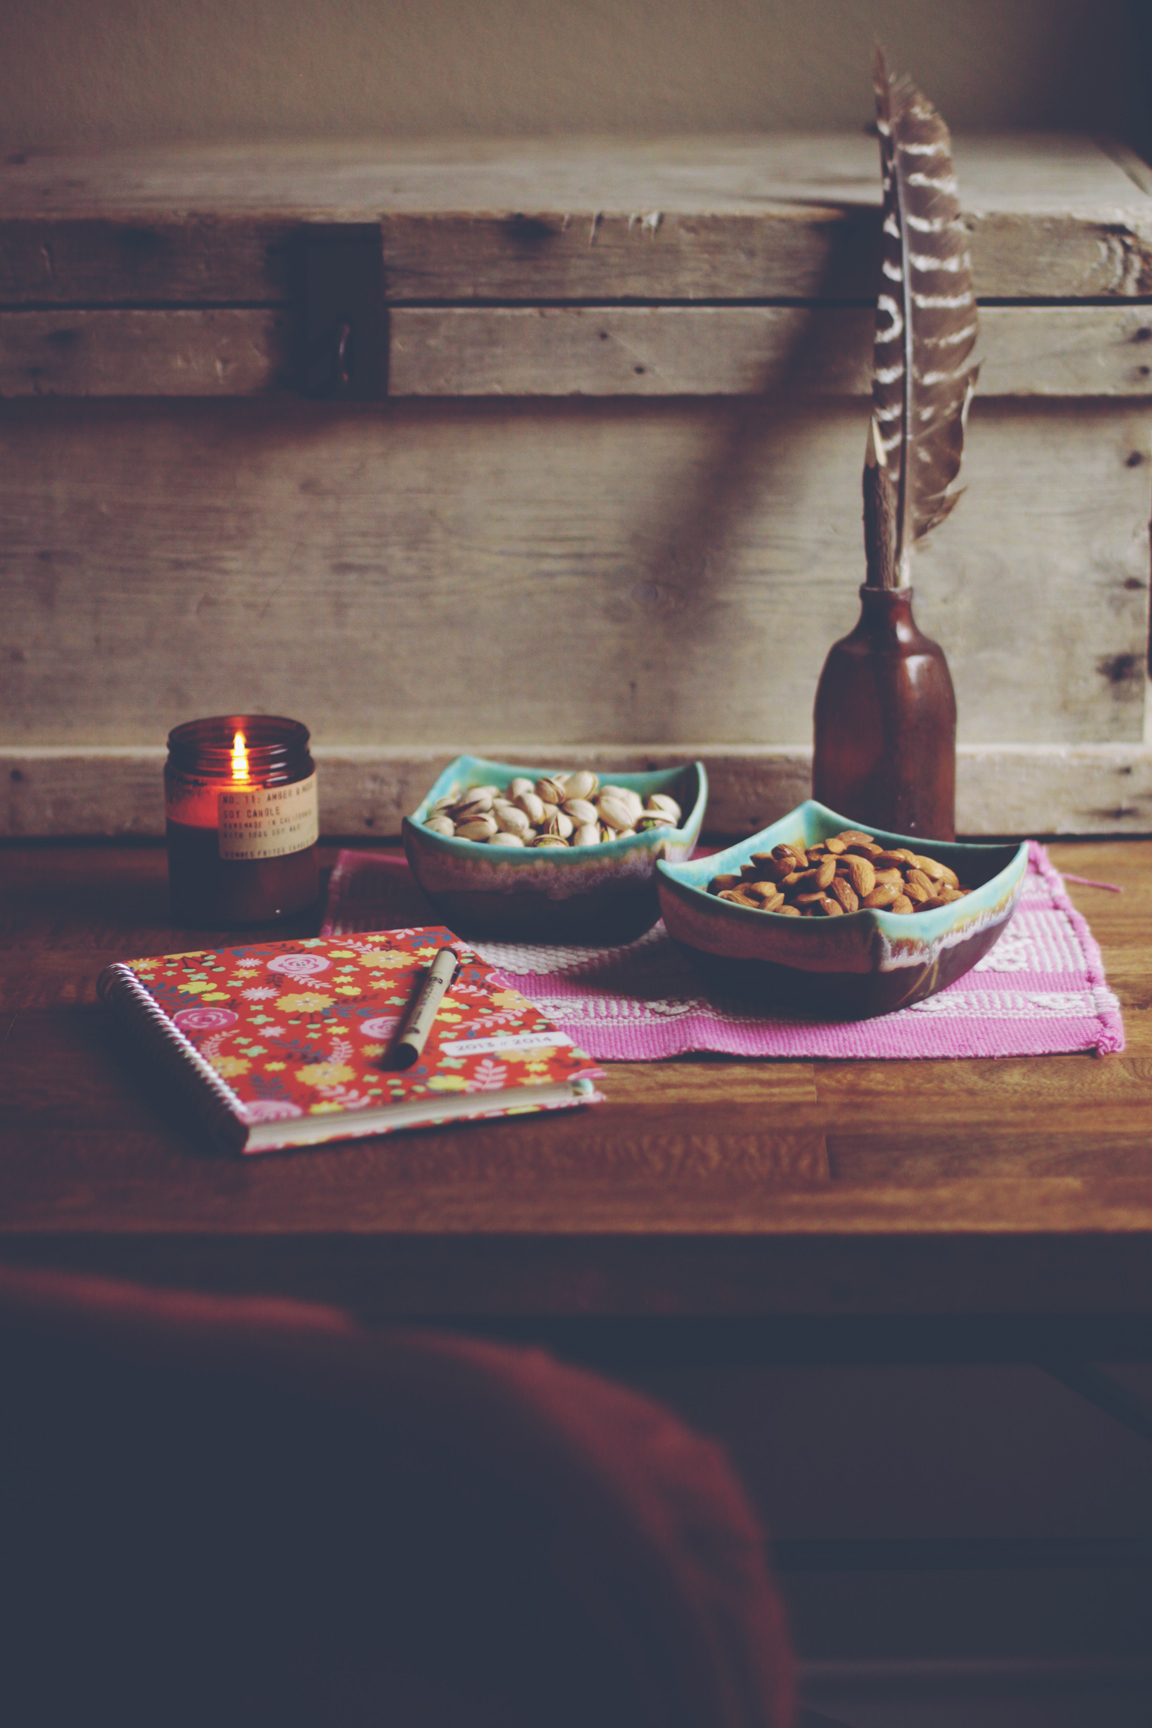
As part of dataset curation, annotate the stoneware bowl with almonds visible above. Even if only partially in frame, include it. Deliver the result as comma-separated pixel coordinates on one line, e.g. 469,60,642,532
656,800,1028,1018
404,754,708,941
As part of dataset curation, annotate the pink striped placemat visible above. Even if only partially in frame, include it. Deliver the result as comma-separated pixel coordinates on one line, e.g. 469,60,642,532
322,844,1123,1061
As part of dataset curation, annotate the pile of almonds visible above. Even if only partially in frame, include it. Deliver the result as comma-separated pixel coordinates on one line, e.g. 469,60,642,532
709,829,970,917
422,773,683,848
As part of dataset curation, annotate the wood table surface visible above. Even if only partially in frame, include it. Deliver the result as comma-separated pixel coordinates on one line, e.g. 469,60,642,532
3,841,1151,1358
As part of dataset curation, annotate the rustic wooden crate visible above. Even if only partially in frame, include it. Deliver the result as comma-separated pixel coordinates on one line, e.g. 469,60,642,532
2,135,1151,836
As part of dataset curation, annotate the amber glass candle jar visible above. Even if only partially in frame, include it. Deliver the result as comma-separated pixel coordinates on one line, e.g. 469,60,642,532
165,715,319,926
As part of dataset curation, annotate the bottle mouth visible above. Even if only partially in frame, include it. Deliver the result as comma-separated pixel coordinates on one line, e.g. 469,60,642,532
166,714,311,776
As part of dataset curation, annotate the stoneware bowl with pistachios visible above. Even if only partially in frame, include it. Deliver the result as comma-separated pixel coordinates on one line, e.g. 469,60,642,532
403,755,707,940
656,800,1028,1018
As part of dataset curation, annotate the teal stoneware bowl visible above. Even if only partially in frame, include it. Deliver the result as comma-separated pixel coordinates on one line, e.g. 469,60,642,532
403,755,708,941
656,800,1028,1019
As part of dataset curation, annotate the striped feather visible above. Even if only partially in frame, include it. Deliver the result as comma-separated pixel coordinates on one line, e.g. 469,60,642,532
872,47,979,580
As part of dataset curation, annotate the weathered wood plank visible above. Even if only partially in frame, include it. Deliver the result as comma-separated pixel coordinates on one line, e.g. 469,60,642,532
0,308,293,396
388,305,1152,399
0,398,1145,766
6,743,1152,838
7,304,1152,399
1,136,1149,304
6,135,1143,218
0,215,298,305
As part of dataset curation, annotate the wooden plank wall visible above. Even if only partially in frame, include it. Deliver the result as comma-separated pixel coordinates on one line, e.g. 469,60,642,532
1,137,1150,835
2,395,1148,836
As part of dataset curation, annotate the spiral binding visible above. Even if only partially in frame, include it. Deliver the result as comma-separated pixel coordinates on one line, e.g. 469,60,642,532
96,964,250,1153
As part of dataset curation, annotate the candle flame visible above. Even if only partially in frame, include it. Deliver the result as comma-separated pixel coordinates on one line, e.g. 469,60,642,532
231,730,249,781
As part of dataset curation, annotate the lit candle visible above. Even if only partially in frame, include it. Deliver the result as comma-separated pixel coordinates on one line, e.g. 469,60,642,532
231,729,249,782
164,715,319,927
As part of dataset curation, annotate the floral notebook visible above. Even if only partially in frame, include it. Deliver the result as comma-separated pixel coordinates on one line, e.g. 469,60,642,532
97,927,603,1155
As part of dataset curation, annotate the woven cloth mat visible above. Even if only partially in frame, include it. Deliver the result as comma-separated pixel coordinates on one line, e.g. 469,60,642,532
322,843,1123,1061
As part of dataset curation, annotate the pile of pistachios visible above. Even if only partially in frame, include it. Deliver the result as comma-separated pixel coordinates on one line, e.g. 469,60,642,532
421,772,682,848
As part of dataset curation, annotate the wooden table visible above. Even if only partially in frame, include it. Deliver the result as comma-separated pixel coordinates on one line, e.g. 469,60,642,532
3,840,1151,1366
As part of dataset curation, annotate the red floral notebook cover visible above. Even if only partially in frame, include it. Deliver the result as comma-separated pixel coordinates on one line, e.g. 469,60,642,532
97,927,603,1154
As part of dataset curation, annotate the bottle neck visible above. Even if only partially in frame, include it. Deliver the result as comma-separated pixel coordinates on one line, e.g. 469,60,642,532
855,583,920,644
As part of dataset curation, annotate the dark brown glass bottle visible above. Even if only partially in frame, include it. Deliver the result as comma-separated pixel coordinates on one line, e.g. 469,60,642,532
812,585,957,842
165,715,319,927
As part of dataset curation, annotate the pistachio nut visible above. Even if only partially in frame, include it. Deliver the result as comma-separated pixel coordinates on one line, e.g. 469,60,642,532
507,777,535,799
534,776,566,806
595,790,634,831
424,815,456,836
601,786,644,825
572,823,601,847
487,831,526,846
454,793,495,822
515,791,546,825
456,816,498,841
531,834,568,847
496,806,532,837
562,798,598,826
564,771,599,801
645,794,681,822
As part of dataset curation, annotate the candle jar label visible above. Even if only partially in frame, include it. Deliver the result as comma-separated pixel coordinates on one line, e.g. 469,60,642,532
218,773,319,861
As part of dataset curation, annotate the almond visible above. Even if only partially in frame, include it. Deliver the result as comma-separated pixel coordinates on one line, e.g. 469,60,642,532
872,850,908,870
905,868,934,893
709,874,741,892
911,854,945,881
846,857,876,898
903,879,931,904
873,867,904,886
861,882,900,908
814,856,837,889
824,837,848,855
744,881,781,905
816,897,844,916
890,894,914,914
830,877,859,913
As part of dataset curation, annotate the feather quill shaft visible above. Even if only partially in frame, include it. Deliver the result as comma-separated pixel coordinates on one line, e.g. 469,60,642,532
870,47,978,585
